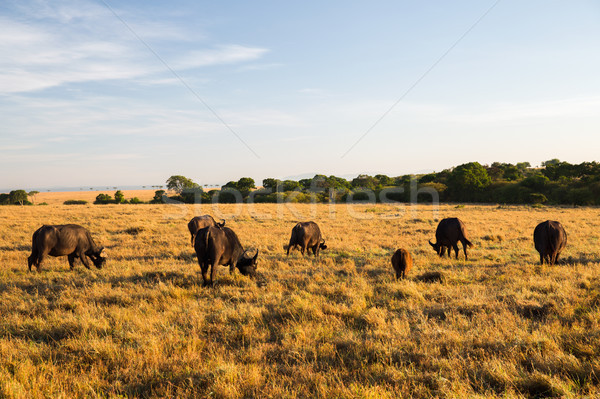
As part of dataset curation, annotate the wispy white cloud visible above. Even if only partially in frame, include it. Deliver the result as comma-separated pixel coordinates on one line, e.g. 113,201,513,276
174,45,269,70
0,1,268,94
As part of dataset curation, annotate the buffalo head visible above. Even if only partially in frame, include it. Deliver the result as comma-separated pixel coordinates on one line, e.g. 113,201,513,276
428,240,442,256
91,247,107,269
237,249,258,278
319,239,327,251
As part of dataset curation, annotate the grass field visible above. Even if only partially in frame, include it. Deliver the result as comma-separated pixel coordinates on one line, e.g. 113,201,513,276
0,202,599,398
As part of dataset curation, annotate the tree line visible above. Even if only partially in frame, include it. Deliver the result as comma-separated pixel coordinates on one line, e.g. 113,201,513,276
157,159,600,206
2,160,599,206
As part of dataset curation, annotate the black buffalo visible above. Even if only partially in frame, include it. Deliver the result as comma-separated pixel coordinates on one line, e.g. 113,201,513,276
187,215,225,246
286,221,327,257
429,217,473,260
28,224,106,271
534,220,567,265
194,226,258,287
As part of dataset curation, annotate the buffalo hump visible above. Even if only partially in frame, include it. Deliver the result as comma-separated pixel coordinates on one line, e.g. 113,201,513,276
187,215,225,246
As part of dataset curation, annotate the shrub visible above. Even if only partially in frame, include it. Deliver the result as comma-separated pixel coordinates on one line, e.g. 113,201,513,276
63,200,88,205
94,194,113,204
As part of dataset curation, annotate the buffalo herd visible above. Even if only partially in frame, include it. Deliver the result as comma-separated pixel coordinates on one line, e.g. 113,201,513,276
26,215,569,285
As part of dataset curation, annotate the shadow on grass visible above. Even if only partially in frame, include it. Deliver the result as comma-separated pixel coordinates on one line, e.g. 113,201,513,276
0,244,31,251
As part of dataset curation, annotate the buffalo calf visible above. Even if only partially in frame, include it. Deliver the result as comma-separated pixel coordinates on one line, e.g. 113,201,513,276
391,248,412,280
28,224,106,272
534,220,567,265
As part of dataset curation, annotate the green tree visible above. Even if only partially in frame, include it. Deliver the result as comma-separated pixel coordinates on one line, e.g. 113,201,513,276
236,177,256,197
448,162,491,201
375,174,393,186
114,190,125,204
222,181,238,189
282,180,300,192
94,193,113,204
351,175,377,190
9,190,28,205
502,165,523,181
150,190,166,204
28,190,39,204
262,178,281,191
166,175,199,194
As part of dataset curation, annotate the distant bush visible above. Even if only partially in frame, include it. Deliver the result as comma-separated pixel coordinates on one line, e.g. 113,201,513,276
94,194,113,204
64,200,88,205
129,197,143,204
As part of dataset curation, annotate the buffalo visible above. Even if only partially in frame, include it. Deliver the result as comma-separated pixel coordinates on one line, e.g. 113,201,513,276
194,226,258,287
391,248,412,280
429,217,473,260
534,220,567,265
286,221,327,257
187,215,225,246
28,224,106,271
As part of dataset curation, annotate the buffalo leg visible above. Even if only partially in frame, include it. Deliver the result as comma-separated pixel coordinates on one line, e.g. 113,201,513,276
539,253,544,265
300,245,306,256
462,242,469,260
79,252,92,269
286,242,292,256
68,254,77,270
446,246,451,257
209,264,217,287
312,245,318,257
200,262,210,287
453,244,460,259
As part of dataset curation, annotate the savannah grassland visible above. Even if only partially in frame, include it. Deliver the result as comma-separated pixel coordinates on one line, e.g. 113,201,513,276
0,199,599,398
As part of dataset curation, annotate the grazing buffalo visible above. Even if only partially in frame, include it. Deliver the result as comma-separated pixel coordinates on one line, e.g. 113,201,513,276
194,226,258,287
187,215,225,246
534,220,567,265
27,224,106,272
429,217,473,260
391,248,412,280
286,221,327,257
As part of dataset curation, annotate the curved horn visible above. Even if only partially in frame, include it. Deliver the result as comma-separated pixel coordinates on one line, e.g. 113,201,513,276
428,240,435,247
253,249,259,261
320,238,325,244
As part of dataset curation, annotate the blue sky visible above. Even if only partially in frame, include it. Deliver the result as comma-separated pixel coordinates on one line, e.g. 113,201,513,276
1,0,599,190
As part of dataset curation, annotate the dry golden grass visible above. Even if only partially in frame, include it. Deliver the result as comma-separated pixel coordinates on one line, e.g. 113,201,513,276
0,202,599,398
34,190,156,205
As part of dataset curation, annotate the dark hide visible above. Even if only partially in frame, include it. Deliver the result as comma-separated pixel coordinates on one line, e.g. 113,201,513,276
187,215,225,246
194,226,258,287
534,220,567,265
27,224,106,272
286,221,327,257
429,217,473,260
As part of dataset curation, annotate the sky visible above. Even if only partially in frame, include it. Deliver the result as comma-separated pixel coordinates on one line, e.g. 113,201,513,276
1,0,599,190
